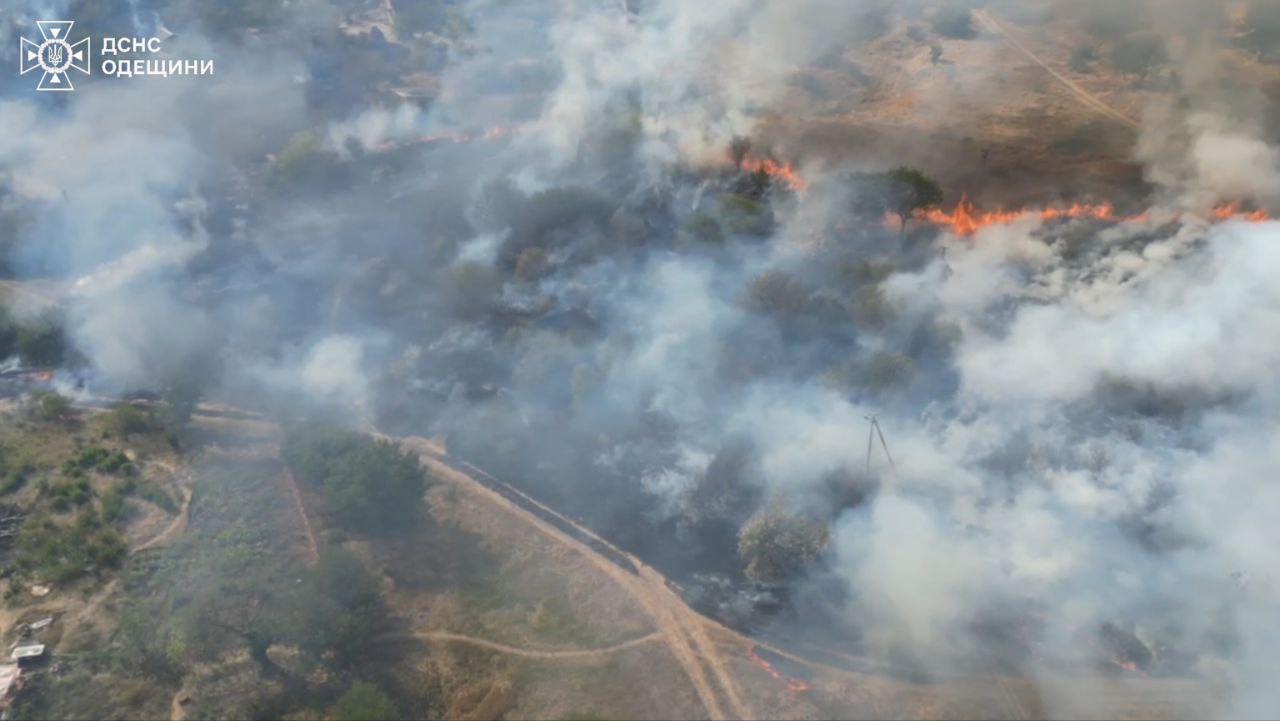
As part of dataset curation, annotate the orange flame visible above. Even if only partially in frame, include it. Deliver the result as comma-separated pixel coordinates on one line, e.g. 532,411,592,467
1109,654,1148,677
915,196,1272,236
1211,201,1271,222
741,158,808,191
747,648,811,693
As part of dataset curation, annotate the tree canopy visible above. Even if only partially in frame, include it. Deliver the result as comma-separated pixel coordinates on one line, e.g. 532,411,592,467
331,682,399,721
296,548,387,668
850,167,945,233
738,504,828,584
283,423,428,532
15,311,68,367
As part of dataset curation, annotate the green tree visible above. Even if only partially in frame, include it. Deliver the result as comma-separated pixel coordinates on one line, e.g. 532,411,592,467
284,423,428,532
104,403,157,438
296,549,385,668
15,312,67,367
26,390,72,422
851,167,945,235
331,682,399,721
738,504,828,584
160,367,206,433
115,607,186,683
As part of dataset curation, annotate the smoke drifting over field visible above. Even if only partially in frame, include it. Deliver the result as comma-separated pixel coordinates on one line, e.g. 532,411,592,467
3,0,1279,717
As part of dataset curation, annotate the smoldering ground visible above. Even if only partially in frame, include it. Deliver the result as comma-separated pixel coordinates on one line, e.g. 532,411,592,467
3,1,1280,717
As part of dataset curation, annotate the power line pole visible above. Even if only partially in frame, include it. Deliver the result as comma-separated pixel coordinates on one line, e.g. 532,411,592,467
864,414,897,476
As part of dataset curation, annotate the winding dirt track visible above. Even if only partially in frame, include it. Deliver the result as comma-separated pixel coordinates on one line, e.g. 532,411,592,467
65,478,193,635
973,9,1140,129
382,630,664,660
278,467,320,564
405,439,754,721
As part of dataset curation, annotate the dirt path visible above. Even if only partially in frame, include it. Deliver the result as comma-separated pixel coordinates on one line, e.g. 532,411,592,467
169,678,191,721
973,9,1140,129
384,630,663,660
406,440,752,721
134,483,193,554
278,466,320,564
63,478,193,633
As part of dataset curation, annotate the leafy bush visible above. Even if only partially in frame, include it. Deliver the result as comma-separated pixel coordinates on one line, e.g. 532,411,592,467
66,446,135,476
104,403,157,437
297,549,386,668
159,367,206,433
17,510,126,583
42,475,93,511
284,423,428,532
15,311,68,367
331,682,399,721
738,505,829,584
26,391,72,422
0,447,34,496
849,167,944,233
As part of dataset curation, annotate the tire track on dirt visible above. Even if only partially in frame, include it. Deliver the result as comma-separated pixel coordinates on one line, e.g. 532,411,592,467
973,9,1139,129
405,439,747,721
380,630,663,660
433,451,753,718
278,466,320,564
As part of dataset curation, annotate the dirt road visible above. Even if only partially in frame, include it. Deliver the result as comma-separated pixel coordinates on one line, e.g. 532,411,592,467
406,439,754,721
278,466,320,564
382,630,663,661
973,9,1140,129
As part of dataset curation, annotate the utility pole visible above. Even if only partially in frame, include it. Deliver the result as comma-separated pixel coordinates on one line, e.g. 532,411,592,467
864,414,897,477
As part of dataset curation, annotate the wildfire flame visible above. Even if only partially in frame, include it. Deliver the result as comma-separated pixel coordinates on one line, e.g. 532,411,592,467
915,195,1272,236
741,158,808,191
1211,201,1270,222
747,647,811,693
1108,653,1148,677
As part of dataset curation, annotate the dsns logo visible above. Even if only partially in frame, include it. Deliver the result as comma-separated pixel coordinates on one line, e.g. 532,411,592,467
19,21,90,91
